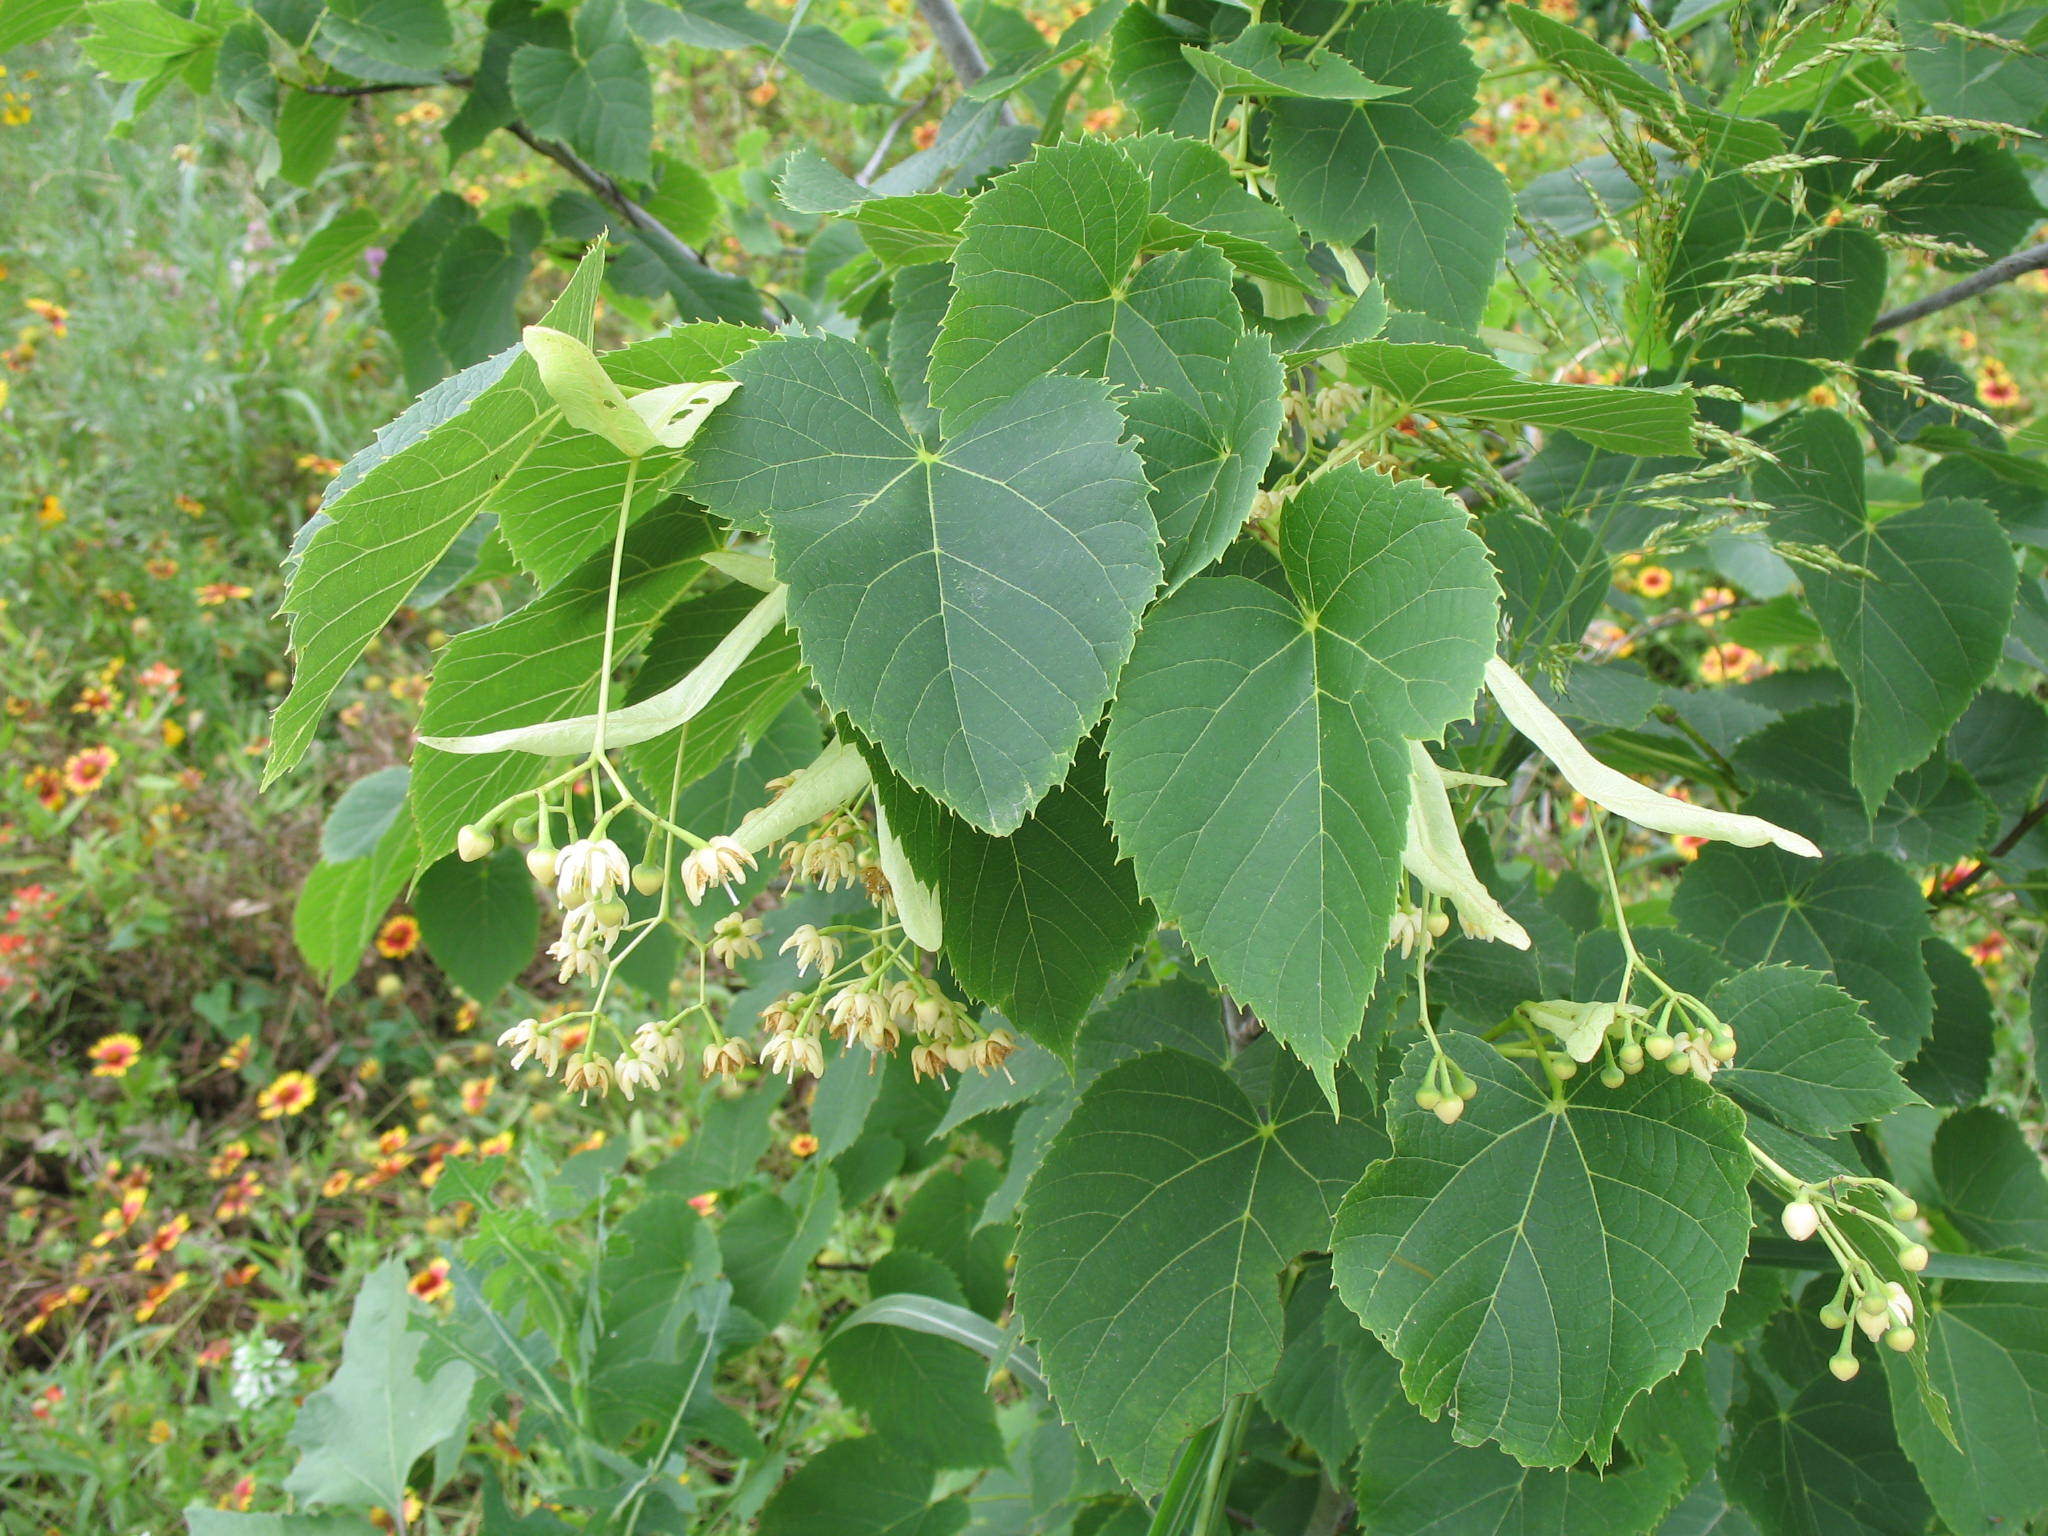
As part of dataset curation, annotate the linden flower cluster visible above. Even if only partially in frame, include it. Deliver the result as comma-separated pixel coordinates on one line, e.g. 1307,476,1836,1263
1773,1167,1931,1379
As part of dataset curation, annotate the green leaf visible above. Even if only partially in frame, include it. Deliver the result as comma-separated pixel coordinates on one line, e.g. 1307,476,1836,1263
1933,1107,2048,1258
1868,132,2045,264
928,139,1241,432
377,193,475,392
1507,6,1782,165
0,0,87,51
1722,1361,1931,1536
723,1165,841,1330
1348,1323,1696,1534
1013,1047,1384,1491
1709,965,1917,1137
81,0,215,80
511,0,653,185
1106,3,1217,138
413,848,538,1002
318,0,451,78
293,808,418,994
1905,937,1994,1109
283,1261,476,1511
896,1161,1013,1318
434,211,540,372
873,741,1150,1058
1104,463,1499,1084
408,500,714,858
649,1085,778,1192
321,766,411,862
1672,839,1933,1059
184,1515,372,1535
1181,22,1405,101
1756,411,2018,809
1267,3,1510,329
1735,704,1992,865
1263,1264,1369,1472
757,1438,967,1536
629,0,897,104
825,1253,1007,1470
276,208,383,305
684,331,1157,835
1342,341,1697,456
828,1286,1048,1398
271,247,605,782
1883,1280,2048,1534
1333,1035,1752,1468
851,195,969,268
1897,0,2048,137
1129,130,1319,291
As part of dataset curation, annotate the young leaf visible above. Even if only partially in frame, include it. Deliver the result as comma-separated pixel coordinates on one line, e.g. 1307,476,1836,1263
684,331,1158,835
1708,964,1918,1136
1128,131,1319,291
413,847,539,1002
1756,410,2018,811
1013,1047,1384,1491
1181,23,1405,101
269,247,605,784
293,811,418,996
509,0,653,185
1332,1036,1751,1468
283,1261,477,1512
1105,463,1499,1085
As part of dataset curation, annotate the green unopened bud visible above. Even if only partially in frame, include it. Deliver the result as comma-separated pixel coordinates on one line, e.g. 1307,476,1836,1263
1665,1051,1693,1075
1829,1351,1860,1382
1425,910,1450,938
512,814,539,843
1415,1087,1444,1112
1710,1034,1738,1062
1552,1058,1577,1080
1860,1289,1891,1319
1619,1042,1645,1073
1644,1033,1675,1062
1888,1195,1919,1222
1885,1326,1916,1353
1899,1243,1930,1273
527,846,558,884
1433,1095,1465,1125
1819,1302,1849,1330
1600,1065,1626,1089
591,898,630,928
632,863,663,896
457,824,495,862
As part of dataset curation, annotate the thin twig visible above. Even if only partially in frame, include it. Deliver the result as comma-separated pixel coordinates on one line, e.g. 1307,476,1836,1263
1935,798,2048,902
503,120,712,270
1869,239,2048,335
911,0,1018,125
858,86,941,185
298,77,465,95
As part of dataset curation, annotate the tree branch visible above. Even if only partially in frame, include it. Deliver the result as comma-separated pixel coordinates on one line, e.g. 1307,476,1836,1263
1869,239,2048,335
911,0,1018,126
1934,796,2048,903
502,119,714,272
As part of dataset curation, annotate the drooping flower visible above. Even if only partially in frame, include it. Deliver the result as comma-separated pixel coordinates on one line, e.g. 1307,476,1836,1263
89,1033,142,1077
256,1070,317,1119
1484,657,1821,857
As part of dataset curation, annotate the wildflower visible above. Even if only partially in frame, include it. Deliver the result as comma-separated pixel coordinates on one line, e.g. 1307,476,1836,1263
174,493,204,516
479,1130,514,1157
570,1128,607,1154
790,1133,819,1157
1512,110,1542,138
1673,833,1709,861
217,1034,251,1071
134,1270,188,1322
701,1036,752,1079
1967,932,2007,966
748,78,778,106
680,835,757,904
688,1192,719,1215
1806,384,1839,408
196,582,253,606
208,1139,250,1179
138,661,181,693
223,1474,257,1512
461,183,489,206
912,121,939,150
779,923,842,976
614,1049,663,1099
460,1076,494,1114
1484,658,1820,857
25,298,67,334
222,1262,260,1287
62,745,118,794
215,1171,263,1220
88,1032,142,1077
1979,361,2024,410
1691,587,1736,625
1633,565,1673,598
377,1126,411,1156
148,1418,173,1444
454,998,480,1031
294,454,342,476
409,1257,454,1303
1082,104,1123,133
256,1070,317,1119
374,914,420,958
35,493,63,526
710,912,765,967
229,1336,294,1410
761,1032,825,1081
1698,641,1764,684
197,1339,233,1367
563,1052,613,1098
134,1214,190,1271
24,765,63,811
321,1169,354,1197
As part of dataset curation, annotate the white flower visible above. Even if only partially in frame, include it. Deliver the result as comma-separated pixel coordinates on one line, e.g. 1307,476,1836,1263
710,913,765,967
498,1018,543,1070
613,1051,663,1100
554,837,630,907
1484,657,1821,858
779,923,842,976
680,836,758,904
229,1336,296,1411
1401,741,1531,949
1858,1280,1915,1342
761,1033,825,1081
563,1053,612,1098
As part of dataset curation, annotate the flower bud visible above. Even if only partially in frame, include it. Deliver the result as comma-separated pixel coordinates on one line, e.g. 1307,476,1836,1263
1899,1243,1929,1273
458,824,495,862
1710,1033,1738,1062
591,898,630,929
1829,1352,1860,1382
1888,1195,1919,1222
632,863,663,896
527,846,558,884
1551,1058,1577,1080
1819,1302,1848,1330
1432,1096,1465,1125
1665,1051,1693,1075
1415,1087,1443,1111
1425,910,1450,938
1644,1033,1675,1061
1618,1042,1644,1072
1782,1201,1821,1242
1885,1326,1916,1353
375,973,404,1000
1600,1065,1626,1089
512,814,539,843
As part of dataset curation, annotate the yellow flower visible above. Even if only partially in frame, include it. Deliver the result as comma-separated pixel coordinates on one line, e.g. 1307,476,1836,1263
174,494,204,517
256,1070,317,1119
35,494,63,526
1634,565,1673,599
375,914,421,958
89,1033,142,1077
